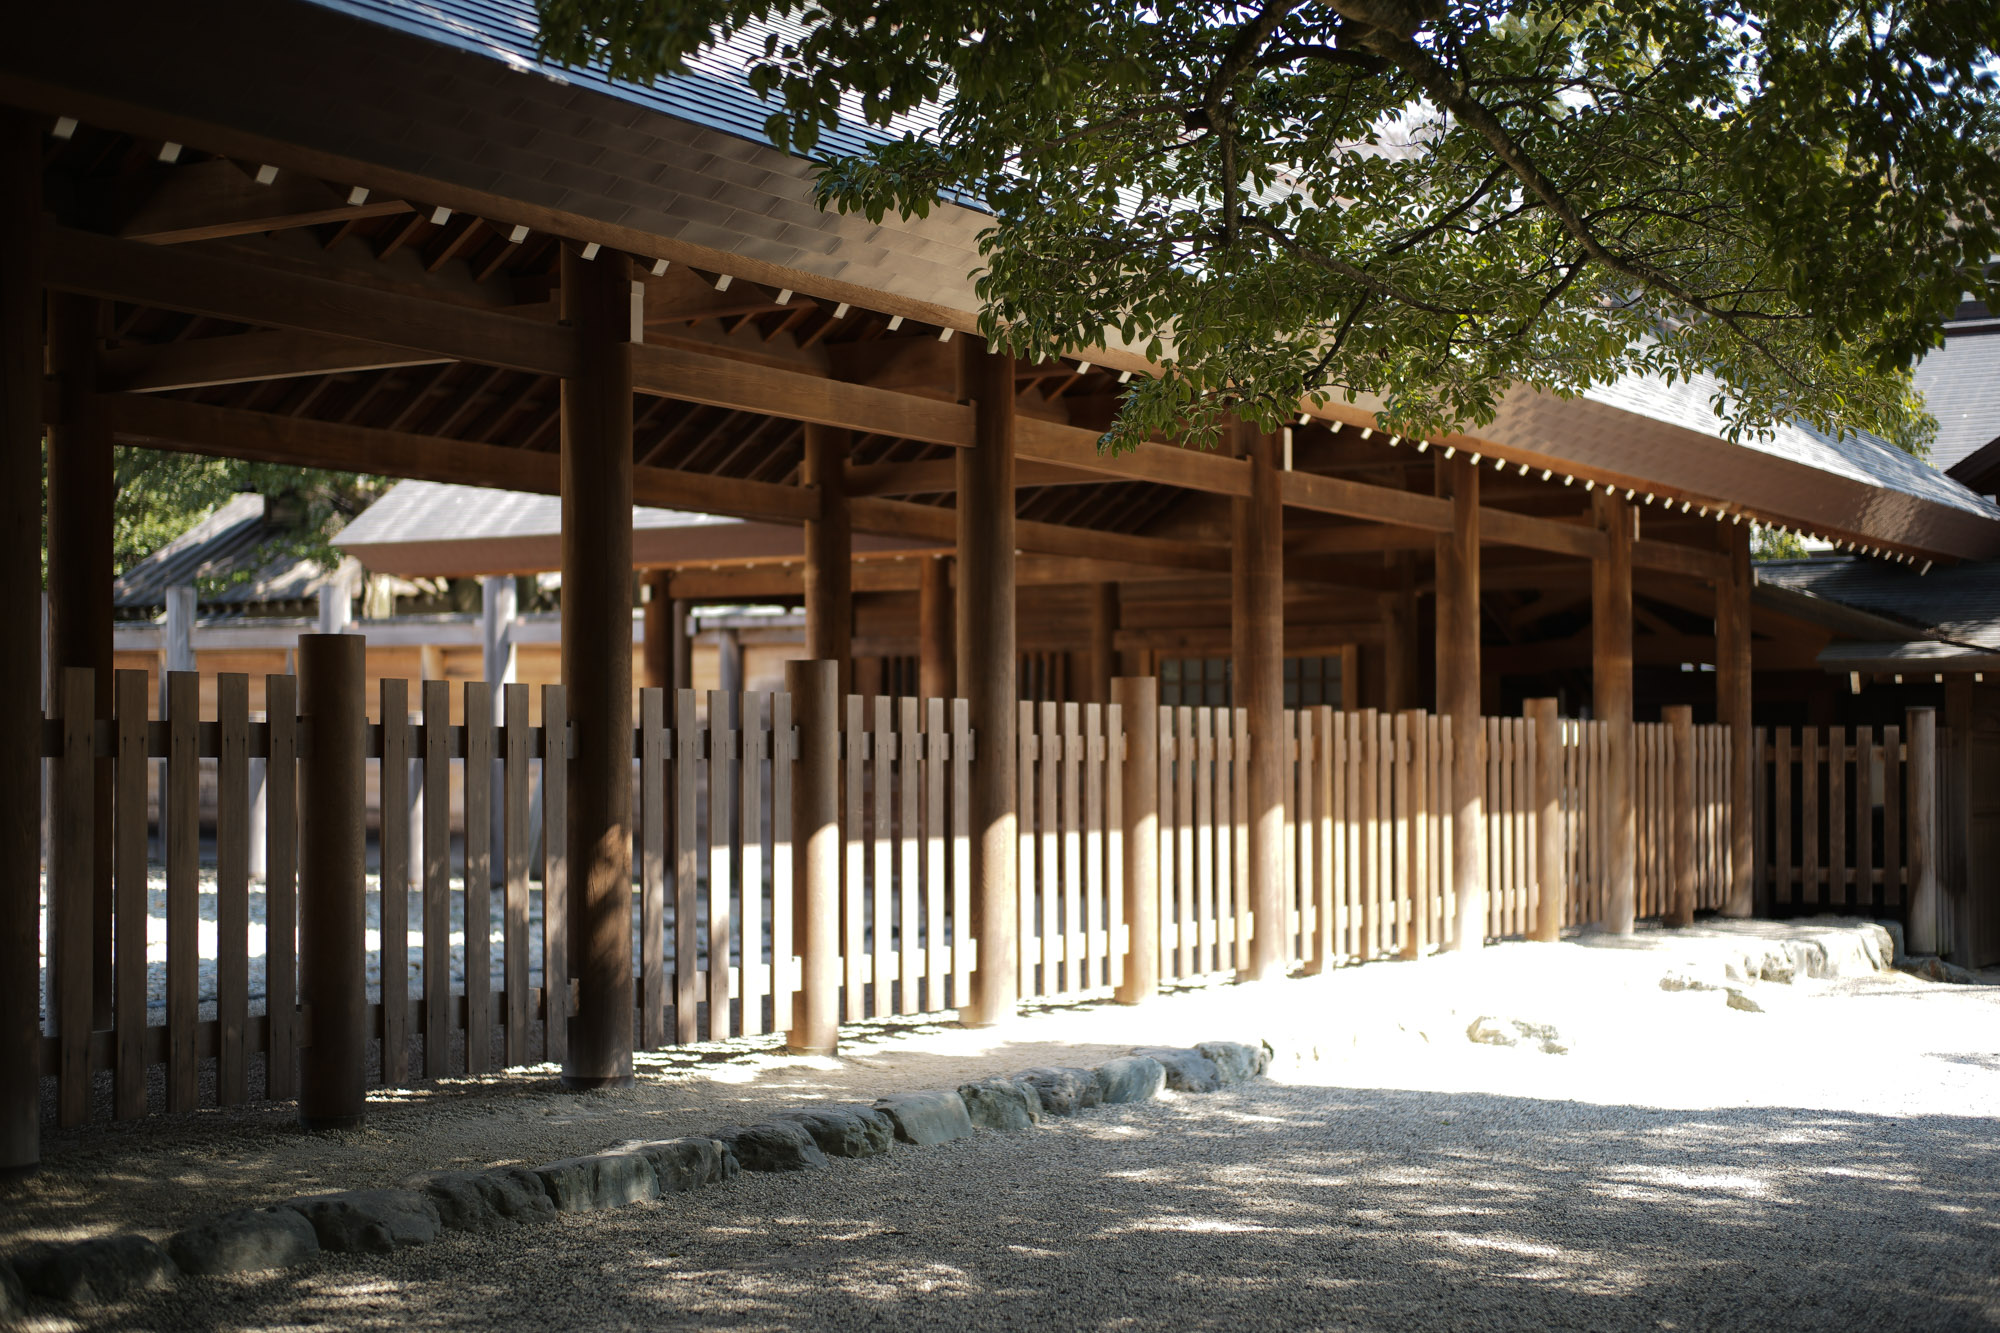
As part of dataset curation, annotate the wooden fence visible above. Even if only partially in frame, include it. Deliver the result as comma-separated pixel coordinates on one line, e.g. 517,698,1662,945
1754,719,1938,917
35,655,1768,1131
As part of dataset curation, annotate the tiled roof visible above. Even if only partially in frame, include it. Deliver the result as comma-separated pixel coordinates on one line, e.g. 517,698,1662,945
1912,319,2000,474
1756,555,2000,651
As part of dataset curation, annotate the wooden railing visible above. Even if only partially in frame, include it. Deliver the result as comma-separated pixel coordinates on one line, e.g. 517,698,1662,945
1017,701,1126,1000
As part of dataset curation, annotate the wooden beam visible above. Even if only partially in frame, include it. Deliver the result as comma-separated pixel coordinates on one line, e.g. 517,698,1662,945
44,224,576,376
919,555,953,700
1632,537,1731,582
101,329,449,392
118,160,412,244
631,341,972,448
1290,524,1436,556
97,394,817,523
1015,417,1251,496
1593,491,1637,935
803,424,852,695
849,495,1230,573
1436,455,1485,951
844,456,1094,496
1282,468,1452,529
1234,420,1286,981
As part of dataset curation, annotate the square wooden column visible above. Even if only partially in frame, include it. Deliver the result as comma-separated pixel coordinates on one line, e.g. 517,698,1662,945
957,337,1016,1024
1716,521,1755,916
1593,491,1637,934
2,107,44,1178
45,291,114,1024
1435,456,1485,950
918,554,953,702
1233,420,1286,981
560,242,636,1089
803,423,852,696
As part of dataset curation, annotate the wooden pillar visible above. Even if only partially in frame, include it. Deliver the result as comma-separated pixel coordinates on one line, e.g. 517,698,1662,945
786,659,840,1053
1593,491,1637,934
1716,522,1754,917
1234,420,1286,981
1436,456,1485,950
803,424,852,697
1907,706,1940,955
559,242,636,1089
1088,583,1118,705
1528,697,1563,942
918,554,953,701
45,291,114,1025
1665,703,1696,928
671,598,693,695
641,571,673,690
1113,675,1159,1004
957,337,1017,1025
2,107,43,1179
297,632,367,1130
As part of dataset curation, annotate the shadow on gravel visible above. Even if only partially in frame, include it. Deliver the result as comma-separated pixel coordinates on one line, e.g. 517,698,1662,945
106,1084,2000,1332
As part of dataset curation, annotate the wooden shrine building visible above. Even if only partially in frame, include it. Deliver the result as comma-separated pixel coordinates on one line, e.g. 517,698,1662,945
7,0,2000,1177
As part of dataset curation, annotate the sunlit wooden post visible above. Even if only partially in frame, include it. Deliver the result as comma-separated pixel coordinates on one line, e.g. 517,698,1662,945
1665,703,1696,927
1594,491,1637,934
1528,697,1564,942
1907,706,1939,955
1716,520,1755,916
1113,675,1159,1003
804,423,852,697
957,336,1017,1025
1234,420,1286,980
297,633,367,1130
919,554,953,702
1437,455,1485,950
786,659,840,1053
560,242,636,1089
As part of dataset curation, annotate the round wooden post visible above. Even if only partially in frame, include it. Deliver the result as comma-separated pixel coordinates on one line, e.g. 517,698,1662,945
804,423,853,698
1113,675,1159,1004
1907,706,1939,955
1089,583,1118,705
560,242,636,1089
786,660,840,1053
297,632,367,1130
1,107,42,1178
1593,491,1637,934
1527,697,1564,942
957,337,1017,1026
1665,704,1697,928
918,555,953,701
1234,420,1287,981
1437,455,1486,950
1717,522,1755,916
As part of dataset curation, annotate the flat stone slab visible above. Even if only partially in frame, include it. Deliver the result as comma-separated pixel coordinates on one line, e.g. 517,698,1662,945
166,1206,320,1275
283,1189,443,1254
959,1077,1041,1131
1094,1055,1166,1104
610,1137,733,1192
712,1121,830,1172
875,1089,976,1145
11,1234,178,1305
533,1150,659,1212
406,1167,555,1231
773,1106,895,1158
1014,1066,1104,1116
1133,1047,1224,1092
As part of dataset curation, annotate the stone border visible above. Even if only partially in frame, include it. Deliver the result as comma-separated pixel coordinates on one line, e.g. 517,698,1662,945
0,1040,1271,1319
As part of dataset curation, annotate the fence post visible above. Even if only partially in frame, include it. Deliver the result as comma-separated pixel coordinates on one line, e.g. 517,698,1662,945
1112,676,1159,1004
1526,698,1563,942
1664,705,1696,928
1907,707,1939,955
787,660,841,1054
297,633,368,1130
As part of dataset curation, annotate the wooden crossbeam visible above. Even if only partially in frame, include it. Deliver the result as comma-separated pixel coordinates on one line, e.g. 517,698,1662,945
1631,538,1731,581
844,457,1098,496
101,330,449,392
848,495,1231,573
45,225,577,376
631,341,972,447
116,160,413,244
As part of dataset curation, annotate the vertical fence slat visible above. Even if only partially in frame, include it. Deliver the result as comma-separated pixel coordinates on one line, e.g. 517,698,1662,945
165,670,199,1114
639,688,667,1050
1019,700,1037,997
214,674,251,1105
1084,703,1105,990
770,690,793,1035
951,699,972,1010
264,675,299,1098
463,682,493,1073
541,684,568,1064
1214,708,1236,972
1828,725,1847,911
113,670,149,1119
1800,727,1819,913
1038,700,1060,992
1061,702,1082,993
742,692,768,1036
379,679,410,1086
925,698,947,1012
1854,725,1875,914
421,681,452,1077
1194,708,1216,977
871,695,894,1016
899,696,921,1014
501,682,530,1066
1884,725,1903,906
710,690,737,1039
1107,702,1126,991
53,668,94,1126
675,689,701,1043
848,694,868,1021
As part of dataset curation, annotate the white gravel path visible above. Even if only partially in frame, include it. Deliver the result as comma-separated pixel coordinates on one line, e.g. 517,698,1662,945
12,921,2000,1330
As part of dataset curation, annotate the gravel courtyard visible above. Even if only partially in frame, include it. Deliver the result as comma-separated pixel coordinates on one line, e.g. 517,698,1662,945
11,921,2000,1330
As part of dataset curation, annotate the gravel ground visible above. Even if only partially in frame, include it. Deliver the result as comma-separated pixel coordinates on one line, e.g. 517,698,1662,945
11,921,2000,1330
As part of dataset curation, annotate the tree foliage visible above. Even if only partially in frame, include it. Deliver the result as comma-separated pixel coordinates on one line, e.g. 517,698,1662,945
537,0,1997,454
